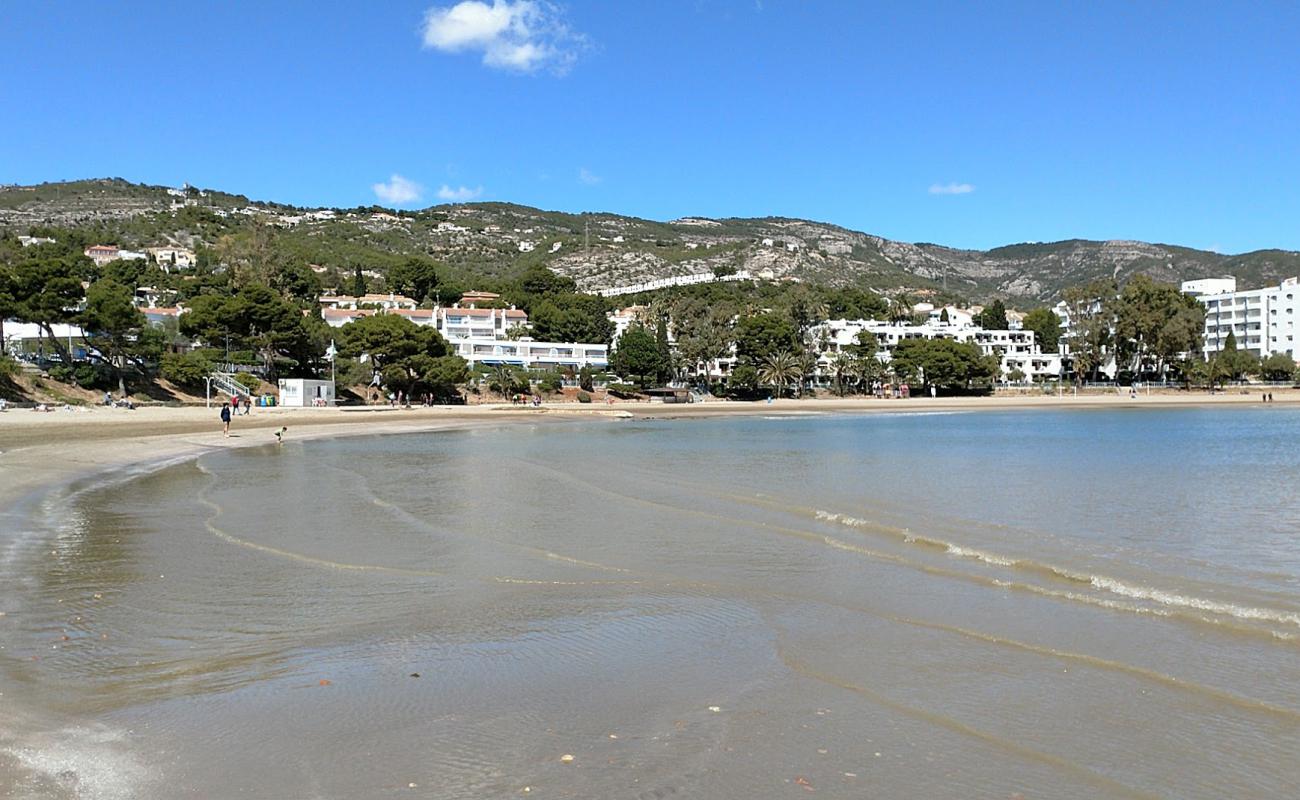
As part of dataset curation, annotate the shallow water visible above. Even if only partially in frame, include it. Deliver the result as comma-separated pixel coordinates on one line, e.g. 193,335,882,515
2,409,1299,798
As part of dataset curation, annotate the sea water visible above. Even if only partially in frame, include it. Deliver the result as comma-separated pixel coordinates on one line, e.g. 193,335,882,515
2,408,1298,798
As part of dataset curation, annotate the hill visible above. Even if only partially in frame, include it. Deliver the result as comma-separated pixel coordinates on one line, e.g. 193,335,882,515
3,178,1297,303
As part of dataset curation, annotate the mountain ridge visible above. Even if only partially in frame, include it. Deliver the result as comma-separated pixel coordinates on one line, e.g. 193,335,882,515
3,178,1297,303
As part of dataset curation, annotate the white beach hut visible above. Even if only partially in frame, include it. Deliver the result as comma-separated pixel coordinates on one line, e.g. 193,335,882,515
278,378,335,407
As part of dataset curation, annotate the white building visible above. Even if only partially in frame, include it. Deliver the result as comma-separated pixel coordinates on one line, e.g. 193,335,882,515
146,246,197,271
1192,276,1299,359
811,319,1057,382
322,308,376,328
2,322,87,357
926,305,973,328
18,235,55,247
434,306,528,340
1180,277,1237,297
278,378,335,407
450,338,608,371
319,293,418,311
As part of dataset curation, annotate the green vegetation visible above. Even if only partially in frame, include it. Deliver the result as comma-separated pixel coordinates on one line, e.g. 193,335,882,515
890,338,999,393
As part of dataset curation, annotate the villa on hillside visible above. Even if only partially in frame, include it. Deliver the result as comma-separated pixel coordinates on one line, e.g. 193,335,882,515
319,293,418,311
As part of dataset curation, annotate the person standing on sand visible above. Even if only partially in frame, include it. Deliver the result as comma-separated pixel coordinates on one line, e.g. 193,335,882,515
220,402,231,437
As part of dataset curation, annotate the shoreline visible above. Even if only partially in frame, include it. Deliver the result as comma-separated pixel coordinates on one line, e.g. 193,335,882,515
0,391,1291,516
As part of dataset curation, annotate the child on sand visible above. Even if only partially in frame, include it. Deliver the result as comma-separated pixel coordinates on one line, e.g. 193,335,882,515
220,403,231,437
274,426,287,445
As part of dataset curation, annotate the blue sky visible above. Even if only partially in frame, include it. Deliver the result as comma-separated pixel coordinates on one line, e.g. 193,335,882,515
2,1,1298,253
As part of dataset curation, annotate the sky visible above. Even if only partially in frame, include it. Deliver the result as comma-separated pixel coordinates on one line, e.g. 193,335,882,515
2,1,1298,254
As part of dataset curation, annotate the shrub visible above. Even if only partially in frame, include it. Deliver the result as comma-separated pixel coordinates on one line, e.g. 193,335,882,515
724,364,763,399
0,356,19,379
538,370,563,393
72,364,108,389
576,389,592,403
161,352,215,389
606,382,640,398
234,372,261,392
48,365,74,384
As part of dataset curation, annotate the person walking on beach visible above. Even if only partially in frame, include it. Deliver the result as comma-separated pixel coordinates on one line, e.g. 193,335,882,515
220,402,231,437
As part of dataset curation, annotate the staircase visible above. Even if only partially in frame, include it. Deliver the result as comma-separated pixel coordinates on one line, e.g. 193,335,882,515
208,372,254,405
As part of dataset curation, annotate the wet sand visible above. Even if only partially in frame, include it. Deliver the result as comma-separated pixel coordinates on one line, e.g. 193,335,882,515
3,402,1298,798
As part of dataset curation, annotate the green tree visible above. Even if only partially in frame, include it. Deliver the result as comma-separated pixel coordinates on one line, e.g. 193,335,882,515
12,255,89,364
1022,307,1062,353
610,324,666,388
0,264,16,353
528,294,614,343
1111,275,1205,377
1217,331,1258,380
351,265,368,297
160,351,216,390
823,287,888,320
579,365,594,392
418,355,468,401
891,338,999,392
846,329,880,359
389,257,442,303
726,364,761,398
516,265,576,300
1061,280,1115,385
270,261,323,304
654,316,673,383
670,296,735,390
734,312,799,366
337,313,465,398
976,300,1008,330
1259,353,1296,381
80,279,158,396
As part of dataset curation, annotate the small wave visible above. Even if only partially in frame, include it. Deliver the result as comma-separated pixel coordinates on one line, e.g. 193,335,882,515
812,507,1300,635
1089,576,1300,628
945,544,1018,567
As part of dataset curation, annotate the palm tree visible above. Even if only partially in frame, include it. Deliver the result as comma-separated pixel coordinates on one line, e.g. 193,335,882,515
856,353,887,395
758,349,802,398
888,291,914,323
829,352,858,396
489,364,519,400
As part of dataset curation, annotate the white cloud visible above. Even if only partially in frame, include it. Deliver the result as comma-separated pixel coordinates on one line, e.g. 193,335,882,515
372,174,424,205
421,1,584,74
577,167,601,185
436,184,484,202
929,182,975,195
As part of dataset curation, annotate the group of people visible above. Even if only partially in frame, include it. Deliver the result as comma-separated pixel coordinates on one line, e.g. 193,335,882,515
102,392,135,410
1262,392,1276,403
368,390,446,408
510,393,543,407
219,400,287,445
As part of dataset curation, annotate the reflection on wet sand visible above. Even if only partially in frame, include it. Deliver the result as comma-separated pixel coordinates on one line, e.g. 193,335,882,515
3,410,1299,799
